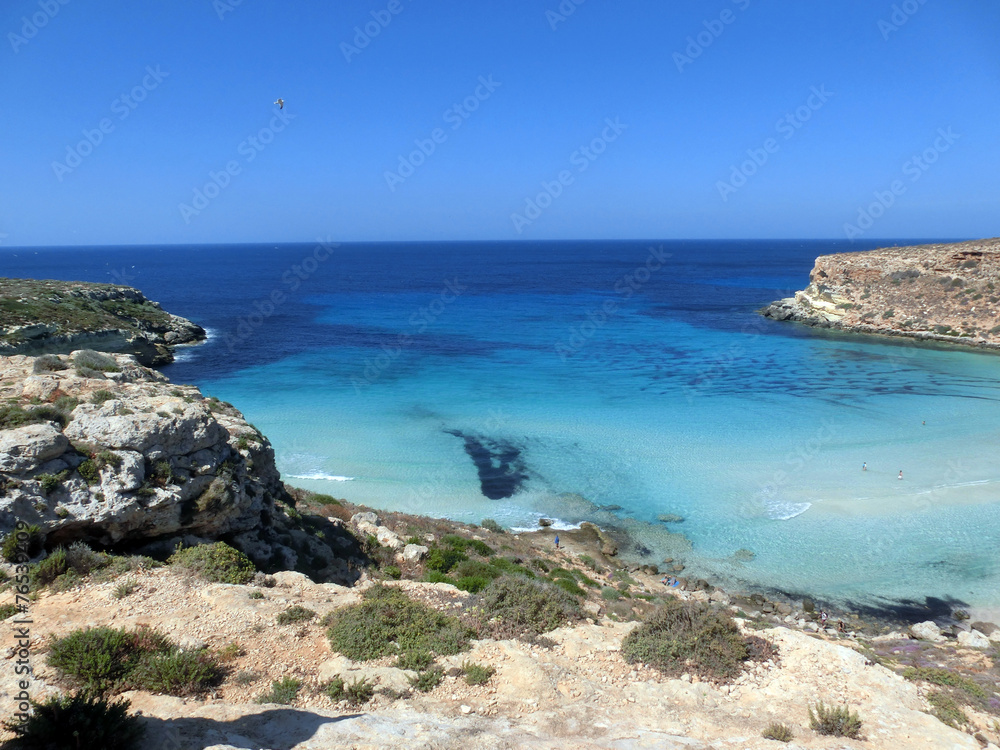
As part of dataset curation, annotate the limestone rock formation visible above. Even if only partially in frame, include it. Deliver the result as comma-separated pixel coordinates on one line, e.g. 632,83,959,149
0,353,280,554
0,278,205,365
761,237,1000,348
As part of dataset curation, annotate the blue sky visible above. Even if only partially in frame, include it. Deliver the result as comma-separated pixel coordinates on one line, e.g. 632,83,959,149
2,0,998,246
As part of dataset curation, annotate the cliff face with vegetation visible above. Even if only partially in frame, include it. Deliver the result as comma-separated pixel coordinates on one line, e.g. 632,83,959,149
761,238,1000,348
0,279,205,366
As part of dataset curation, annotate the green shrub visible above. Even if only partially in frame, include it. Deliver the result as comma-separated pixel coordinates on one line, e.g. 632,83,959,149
37,472,66,494
762,722,794,742
78,459,100,484
112,578,137,599
1,692,144,750
462,661,496,686
233,670,259,685
276,606,316,625
257,677,301,705
902,666,988,700
601,586,622,601
473,575,581,639
54,395,80,414
620,597,757,682
0,603,18,619
74,350,121,372
32,354,68,373
409,666,443,692
47,626,172,692
130,650,223,696
168,542,256,584
90,389,116,405
2,524,43,562
480,518,505,534
324,676,375,705
95,450,122,469
311,493,342,506
30,547,69,588
395,649,433,671
550,576,586,598
927,690,968,728
248,590,264,600
65,541,110,575
454,575,492,594
808,702,863,739
0,404,69,429
382,565,402,580
325,584,470,662
216,643,243,662
425,547,468,573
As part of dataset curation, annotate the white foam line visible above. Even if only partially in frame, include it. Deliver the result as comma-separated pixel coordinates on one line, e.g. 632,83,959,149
288,473,355,482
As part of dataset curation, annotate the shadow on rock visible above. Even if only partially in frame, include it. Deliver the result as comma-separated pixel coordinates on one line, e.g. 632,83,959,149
139,708,364,750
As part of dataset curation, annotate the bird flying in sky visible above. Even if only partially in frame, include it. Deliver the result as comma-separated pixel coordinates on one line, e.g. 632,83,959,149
274,98,284,109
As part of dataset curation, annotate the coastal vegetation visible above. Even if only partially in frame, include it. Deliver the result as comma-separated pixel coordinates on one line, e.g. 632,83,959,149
167,542,256,585
2,692,145,750
808,701,864,739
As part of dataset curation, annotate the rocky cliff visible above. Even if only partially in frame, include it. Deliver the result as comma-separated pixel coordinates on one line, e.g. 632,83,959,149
0,279,205,366
0,352,354,580
761,238,1000,348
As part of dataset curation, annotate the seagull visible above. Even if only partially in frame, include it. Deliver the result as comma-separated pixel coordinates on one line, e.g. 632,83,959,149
274,98,284,109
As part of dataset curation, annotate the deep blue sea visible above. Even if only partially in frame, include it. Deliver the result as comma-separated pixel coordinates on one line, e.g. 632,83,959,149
4,240,1000,614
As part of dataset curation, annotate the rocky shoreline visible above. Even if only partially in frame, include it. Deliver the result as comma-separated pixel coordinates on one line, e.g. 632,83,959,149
0,278,205,366
760,237,1000,350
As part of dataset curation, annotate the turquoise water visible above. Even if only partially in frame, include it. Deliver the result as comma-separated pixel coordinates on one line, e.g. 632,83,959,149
5,240,999,611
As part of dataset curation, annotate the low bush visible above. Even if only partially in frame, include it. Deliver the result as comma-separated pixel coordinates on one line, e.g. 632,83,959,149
0,603,19,620
129,650,223,696
325,584,470,663
32,354,68,373
620,597,761,683
257,677,301,705
425,547,468,574
382,565,402,580
808,701,863,739
248,590,264,600
927,690,968,728
0,404,69,430
90,389,116,405
74,350,121,373
168,542,256,584
311,493,342,506
1,524,43,562
47,626,221,696
112,578,137,599
30,548,69,588
480,518,505,534
462,661,495,686
1,692,144,750
409,667,444,692
395,649,433,671
324,676,375,705
473,575,581,639
77,459,101,484
762,722,794,742
276,606,316,625
903,666,988,700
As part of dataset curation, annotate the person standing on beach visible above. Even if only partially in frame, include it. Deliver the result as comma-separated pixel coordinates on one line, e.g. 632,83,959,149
862,462,867,471
554,534,560,549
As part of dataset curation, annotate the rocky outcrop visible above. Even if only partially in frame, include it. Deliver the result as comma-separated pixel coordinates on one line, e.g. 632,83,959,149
761,238,1000,349
0,279,205,366
0,353,283,556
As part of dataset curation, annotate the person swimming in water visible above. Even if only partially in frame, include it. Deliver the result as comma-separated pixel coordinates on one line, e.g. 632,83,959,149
898,470,903,480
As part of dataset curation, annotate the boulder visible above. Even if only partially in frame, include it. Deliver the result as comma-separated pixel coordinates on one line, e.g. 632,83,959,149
0,423,69,473
401,544,428,562
970,621,998,636
351,512,379,526
957,629,991,649
910,621,946,642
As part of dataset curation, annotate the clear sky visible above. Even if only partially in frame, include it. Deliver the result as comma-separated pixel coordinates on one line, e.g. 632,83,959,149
2,0,998,246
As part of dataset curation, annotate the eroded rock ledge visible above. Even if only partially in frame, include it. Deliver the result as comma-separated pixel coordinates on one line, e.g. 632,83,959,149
0,278,205,366
760,237,1000,349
